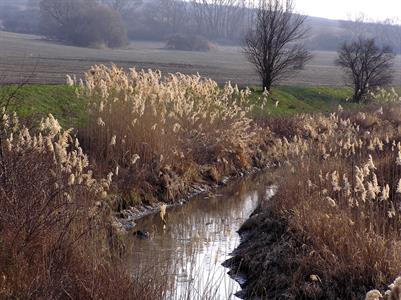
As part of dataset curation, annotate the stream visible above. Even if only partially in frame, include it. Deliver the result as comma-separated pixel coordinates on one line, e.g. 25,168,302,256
125,172,277,300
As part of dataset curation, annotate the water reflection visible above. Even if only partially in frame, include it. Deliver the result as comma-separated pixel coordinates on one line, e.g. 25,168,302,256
126,172,276,300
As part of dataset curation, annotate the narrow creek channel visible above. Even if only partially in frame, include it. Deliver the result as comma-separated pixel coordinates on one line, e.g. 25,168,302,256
125,172,278,300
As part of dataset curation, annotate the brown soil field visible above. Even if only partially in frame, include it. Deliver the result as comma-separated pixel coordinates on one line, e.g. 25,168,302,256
1,30,401,87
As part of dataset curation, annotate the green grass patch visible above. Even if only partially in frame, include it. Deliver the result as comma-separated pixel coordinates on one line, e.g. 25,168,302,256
249,86,358,117
0,84,84,128
0,84,360,128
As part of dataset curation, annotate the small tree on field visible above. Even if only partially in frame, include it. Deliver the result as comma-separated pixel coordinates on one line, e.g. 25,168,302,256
336,37,395,102
244,0,311,92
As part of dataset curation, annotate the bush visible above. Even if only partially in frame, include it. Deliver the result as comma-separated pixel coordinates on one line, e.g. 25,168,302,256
71,5,128,48
39,0,128,48
165,34,215,52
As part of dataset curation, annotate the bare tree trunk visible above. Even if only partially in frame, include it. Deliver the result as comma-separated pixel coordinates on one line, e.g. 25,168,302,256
191,0,247,40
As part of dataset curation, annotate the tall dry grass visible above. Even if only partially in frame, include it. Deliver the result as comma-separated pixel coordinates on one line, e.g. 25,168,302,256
0,111,164,299
73,65,263,204
0,66,274,299
252,104,401,298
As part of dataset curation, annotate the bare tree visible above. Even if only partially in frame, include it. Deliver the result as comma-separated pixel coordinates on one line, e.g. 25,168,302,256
40,0,95,27
158,0,189,33
191,0,247,40
336,37,395,103
244,0,311,91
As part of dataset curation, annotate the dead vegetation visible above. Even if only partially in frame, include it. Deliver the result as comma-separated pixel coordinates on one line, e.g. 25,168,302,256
73,65,270,209
0,112,166,299
228,103,401,299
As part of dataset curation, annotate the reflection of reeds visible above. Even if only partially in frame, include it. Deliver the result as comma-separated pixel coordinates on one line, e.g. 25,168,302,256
160,204,167,228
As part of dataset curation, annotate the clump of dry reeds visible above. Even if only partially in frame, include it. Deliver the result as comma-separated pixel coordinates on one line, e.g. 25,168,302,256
74,65,262,204
231,104,401,298
0,111,163,299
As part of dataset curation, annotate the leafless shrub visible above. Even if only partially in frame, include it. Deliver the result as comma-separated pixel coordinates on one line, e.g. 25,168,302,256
336,37,395,103
39,0,128,48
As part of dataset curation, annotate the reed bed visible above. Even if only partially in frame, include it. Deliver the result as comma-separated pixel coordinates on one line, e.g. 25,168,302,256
0,67,270,299
74,65,267,206
0,111,164,299
230,102,401,299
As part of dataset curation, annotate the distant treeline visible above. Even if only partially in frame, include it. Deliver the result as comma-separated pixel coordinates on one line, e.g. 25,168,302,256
1,0,401,52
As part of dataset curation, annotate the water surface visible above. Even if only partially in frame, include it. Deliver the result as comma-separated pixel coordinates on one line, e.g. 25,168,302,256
126,172,277,300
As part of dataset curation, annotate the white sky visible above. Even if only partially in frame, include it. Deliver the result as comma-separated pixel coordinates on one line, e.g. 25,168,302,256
295,0,401,21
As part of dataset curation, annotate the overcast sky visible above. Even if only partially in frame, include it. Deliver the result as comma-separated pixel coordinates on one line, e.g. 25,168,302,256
295,0,401,21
